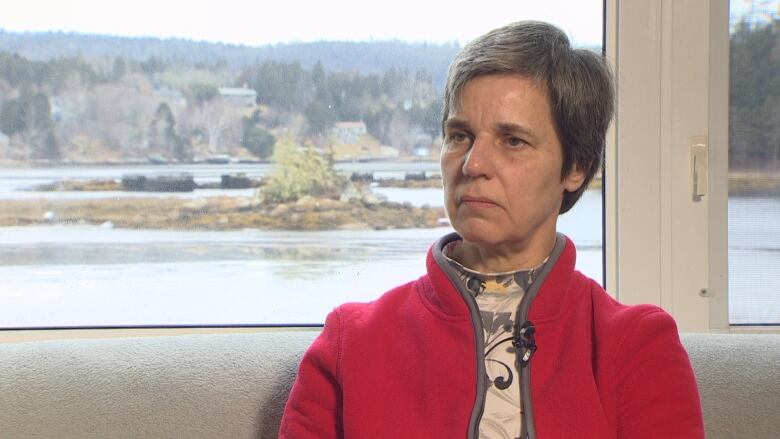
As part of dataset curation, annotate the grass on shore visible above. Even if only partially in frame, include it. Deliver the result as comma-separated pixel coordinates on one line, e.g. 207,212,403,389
0,196,446,231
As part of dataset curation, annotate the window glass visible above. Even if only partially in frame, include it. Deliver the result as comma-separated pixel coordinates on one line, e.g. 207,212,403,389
0,0,604,327
728,0,780,325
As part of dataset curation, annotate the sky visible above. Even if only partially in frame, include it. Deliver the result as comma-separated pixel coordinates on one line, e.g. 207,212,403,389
0,0,606,47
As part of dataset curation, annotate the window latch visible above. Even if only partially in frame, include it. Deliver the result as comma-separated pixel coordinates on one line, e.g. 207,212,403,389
690,135,708,200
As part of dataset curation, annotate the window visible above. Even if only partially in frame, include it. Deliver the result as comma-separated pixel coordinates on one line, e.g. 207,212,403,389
728,0,780,325
0,1,605,328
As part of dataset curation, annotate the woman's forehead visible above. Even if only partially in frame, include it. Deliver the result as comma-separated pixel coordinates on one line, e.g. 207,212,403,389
451,74,550,113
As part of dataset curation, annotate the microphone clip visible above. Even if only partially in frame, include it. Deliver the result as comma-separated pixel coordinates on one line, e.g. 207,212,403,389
513,320,537,368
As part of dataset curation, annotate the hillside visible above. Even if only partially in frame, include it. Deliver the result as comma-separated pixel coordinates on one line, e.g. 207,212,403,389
0,30,460,89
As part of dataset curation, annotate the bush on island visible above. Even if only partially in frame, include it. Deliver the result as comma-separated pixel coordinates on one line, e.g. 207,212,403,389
260,136,345,203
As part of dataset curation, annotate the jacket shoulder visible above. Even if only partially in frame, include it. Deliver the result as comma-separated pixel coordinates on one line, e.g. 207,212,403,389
577,272,669,332
576,272,685,365
573,274,704,437
335,276,426,330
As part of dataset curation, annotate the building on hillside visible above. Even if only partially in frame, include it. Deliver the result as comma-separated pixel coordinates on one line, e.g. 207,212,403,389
333,121,367,144
219,87,258,107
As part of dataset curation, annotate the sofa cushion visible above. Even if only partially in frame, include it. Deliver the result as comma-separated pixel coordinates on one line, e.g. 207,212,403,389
0,332,778,439
681,333,780,439
0,332,318,439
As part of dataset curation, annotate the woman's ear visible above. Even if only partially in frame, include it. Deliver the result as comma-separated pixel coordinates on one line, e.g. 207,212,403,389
563,164,587,192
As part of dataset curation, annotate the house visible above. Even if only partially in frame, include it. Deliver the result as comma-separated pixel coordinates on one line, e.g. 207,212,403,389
218,87,258,107
333,121,367,144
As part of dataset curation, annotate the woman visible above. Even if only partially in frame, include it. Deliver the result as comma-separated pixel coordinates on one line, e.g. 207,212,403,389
279,21,704,439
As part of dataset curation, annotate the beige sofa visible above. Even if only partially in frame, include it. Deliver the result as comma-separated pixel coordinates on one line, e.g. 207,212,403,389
1,332,778,438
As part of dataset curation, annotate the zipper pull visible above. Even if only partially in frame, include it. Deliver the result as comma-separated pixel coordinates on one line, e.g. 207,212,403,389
513,320,537,368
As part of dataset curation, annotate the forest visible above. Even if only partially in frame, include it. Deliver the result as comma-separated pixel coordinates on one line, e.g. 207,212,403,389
0,34,451,163
0,15,778,168
729,15,780,170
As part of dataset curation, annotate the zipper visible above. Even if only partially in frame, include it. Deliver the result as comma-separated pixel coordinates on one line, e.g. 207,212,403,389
433,232,565,439
432,234,487,439
513,234,566,439
465,294,487,439
514,288,538,439
515,320,537,439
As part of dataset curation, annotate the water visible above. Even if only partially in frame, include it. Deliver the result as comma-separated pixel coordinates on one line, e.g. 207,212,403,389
0,162,440,200
0,226,451,326
728,197,780,324
0,165,775,326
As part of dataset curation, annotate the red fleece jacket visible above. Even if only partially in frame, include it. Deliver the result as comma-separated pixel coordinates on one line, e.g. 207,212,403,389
279,235,704,438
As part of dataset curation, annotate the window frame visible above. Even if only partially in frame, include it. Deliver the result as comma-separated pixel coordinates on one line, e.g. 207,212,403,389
606,0,778,333
3,0,778,343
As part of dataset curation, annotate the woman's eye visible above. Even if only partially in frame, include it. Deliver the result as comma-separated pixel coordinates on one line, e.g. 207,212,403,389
506,137,526,148
448,132,468,143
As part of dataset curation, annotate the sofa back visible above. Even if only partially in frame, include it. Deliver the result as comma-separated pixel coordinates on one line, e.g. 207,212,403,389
0,332,778,438
0,332,318,439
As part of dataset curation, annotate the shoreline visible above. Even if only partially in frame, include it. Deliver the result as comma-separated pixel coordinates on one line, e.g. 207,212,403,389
4,159,780,195
0,157,439,168
0,196,447,231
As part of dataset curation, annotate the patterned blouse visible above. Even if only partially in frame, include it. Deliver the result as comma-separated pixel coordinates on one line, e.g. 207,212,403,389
443,241,548,439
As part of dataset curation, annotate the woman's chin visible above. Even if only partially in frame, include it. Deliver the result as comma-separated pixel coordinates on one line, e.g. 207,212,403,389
453,223,506,247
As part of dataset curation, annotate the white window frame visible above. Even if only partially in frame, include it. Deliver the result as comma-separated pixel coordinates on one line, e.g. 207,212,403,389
606,0,777,333
3,0,777,343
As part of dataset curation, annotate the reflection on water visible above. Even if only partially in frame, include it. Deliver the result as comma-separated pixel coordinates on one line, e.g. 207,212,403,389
3,165,778,326
728,197,780,325
0,223,602,327
5,186,778,326
0,225,450,265
0,227,446,326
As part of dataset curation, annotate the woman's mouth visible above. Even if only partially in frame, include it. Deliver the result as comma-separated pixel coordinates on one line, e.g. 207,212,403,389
460,196,498,209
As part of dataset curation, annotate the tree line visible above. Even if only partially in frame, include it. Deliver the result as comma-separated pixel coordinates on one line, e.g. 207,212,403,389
729,14,780,170
0,31,459,89
237,60,442,141
0,46,444,162
4,18,776,167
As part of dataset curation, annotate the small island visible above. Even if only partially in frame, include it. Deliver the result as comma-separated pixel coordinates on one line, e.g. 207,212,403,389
1,138,449,231
0,195,447,231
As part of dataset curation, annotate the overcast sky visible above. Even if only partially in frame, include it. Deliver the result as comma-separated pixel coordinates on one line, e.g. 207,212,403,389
0,0,606,47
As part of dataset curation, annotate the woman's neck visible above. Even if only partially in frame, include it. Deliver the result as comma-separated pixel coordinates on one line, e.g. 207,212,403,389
449,235,556,273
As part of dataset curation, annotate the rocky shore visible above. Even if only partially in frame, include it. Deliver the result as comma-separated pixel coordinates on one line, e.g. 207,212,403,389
28,176,444,192
0,195,447,231
729,172,780,196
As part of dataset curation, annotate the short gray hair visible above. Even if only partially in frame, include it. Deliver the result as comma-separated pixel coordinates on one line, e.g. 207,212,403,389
442,21,614,214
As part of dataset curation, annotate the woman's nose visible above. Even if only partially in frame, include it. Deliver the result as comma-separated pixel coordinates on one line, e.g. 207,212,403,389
461,137,495,179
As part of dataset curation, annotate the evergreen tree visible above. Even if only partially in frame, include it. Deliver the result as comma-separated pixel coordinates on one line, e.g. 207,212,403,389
189,84,219,106
0,99,27,136
39,130,60,160
148,102,187,159
241,115,276,159
304,100,337,135
112,57,127,79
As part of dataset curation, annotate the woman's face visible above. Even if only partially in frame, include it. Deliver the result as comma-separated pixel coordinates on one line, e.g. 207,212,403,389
441,74,584,267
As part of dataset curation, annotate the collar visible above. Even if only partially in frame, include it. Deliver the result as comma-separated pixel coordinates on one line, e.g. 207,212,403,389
419,232,578,322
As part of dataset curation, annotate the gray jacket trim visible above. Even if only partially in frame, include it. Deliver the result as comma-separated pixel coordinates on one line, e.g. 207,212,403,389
517,233,566,439
431,232,566,439
432,232,486,439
